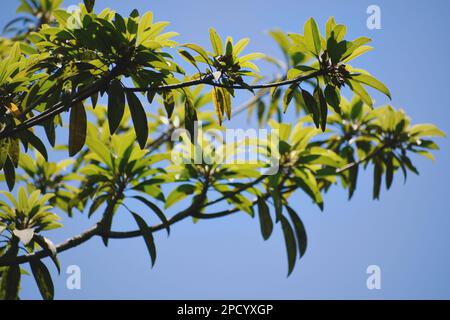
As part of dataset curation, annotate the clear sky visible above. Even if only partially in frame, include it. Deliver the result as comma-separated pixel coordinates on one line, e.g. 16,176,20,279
2,0,450,299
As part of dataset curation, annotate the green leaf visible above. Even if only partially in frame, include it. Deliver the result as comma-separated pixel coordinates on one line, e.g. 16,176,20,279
178,50,199,69
30,259,54,300
280,215,297,276
20,129,48,160
304,18,321,56
131,212,157,267
324,85,341,114
83,0,95,12
0,138,10,170
301,89,320,128
373,160,382,200
162,91,175,118
352,73,391,99
314,86,328,131
346,79,372,107
8,138,19,168
184,98,198,144
4,156,15,191
285,206,307,258
283,84,298,113
257,196,273,240
209,28,223,56
409,124,446,138
68,101,87,156
132,195,170,235
126,91,148,149
385,153,394,190
165,184,196,209
0,265,20,300
182,43,210,63
107,80,125,134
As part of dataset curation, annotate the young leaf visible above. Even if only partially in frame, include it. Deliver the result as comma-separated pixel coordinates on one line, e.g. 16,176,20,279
280,215,297,276
304,18,321,56
126,91,148,149
131,212,157,267
30,260,54,300
346,79,372,107
257,196,273,241
165,184,196,209
351,73,391,99
107,80,125,134
209,28,223,56
68,101,87,156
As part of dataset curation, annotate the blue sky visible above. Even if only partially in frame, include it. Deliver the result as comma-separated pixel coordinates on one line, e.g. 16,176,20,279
2,0,450,299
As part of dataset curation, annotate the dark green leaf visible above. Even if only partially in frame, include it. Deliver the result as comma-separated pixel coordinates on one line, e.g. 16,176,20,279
132,195,170,235
107,80,125,134
30,259,54,300
4,156,15,191
83,0,95,12
131,212,157,267
285,205,307,258
0,265,20,300
162,91,175,118
314,86,328,131
184,98,198,144
280,215,297,276
257,196,273,240
301,89,320,128
324,85,341,114
373,160,382,200
68,101,87,156
20,129,48,160
126,91,148,149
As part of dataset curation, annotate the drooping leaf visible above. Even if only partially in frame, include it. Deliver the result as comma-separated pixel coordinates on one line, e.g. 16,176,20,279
131,212,157,267
280,215,297,276
0,265,20,300
285,206,308,258
107,80,125,135
314,86,328,131
184,98,198,144
83,0,95,12
132,195,170,235
324,85,341,114
68,101,87,156
30,259,54,300
126,91,148,149
162,91,175,118
257,196,273,240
